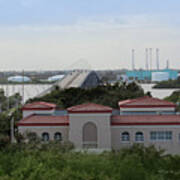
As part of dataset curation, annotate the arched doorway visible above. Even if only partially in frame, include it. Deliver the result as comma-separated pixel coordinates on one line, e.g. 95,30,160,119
83,122,97,148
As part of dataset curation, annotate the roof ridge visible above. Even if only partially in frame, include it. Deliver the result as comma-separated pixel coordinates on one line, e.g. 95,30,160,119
118,96,148,106
118,96,176,107
148,96,175,105
17,114,35,124
22,101,57,110
68,102,112,109
67,102,112,112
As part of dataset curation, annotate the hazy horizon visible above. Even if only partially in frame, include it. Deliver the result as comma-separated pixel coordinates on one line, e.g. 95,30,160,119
0,0,179,70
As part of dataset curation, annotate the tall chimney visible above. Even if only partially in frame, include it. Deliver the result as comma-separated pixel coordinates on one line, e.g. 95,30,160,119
145,48,149,70
132,49,135,70
156,48,159,70
166,59,169,69
149,48,153,70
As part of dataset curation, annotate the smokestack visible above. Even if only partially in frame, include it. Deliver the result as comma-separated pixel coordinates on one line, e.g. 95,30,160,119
145,48,149,70
132,49,135,70
166,59,169,69
149,48,152,70
156,48,159,70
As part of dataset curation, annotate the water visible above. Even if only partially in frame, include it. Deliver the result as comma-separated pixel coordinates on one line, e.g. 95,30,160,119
0,84,179,102
141,84,180,99
0,84,51,102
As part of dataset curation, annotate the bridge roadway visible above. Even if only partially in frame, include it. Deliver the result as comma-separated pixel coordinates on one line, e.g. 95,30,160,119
38,70,91,97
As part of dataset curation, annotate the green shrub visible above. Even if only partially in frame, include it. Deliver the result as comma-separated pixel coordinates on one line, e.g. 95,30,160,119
0,144,179,180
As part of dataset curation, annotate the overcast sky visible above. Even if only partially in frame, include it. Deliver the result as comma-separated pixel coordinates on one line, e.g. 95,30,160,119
0,0,179,70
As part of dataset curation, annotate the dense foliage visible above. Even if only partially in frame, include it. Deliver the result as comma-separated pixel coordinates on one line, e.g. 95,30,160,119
0,90,22,146
164,90,180,111
28,82,145,108
165,91,180,103
0,143,180,180
153,78,180,89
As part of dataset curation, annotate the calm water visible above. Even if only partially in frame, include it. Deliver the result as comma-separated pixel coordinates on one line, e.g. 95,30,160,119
0,84,51,102
0,84,179,102
141,84,180,99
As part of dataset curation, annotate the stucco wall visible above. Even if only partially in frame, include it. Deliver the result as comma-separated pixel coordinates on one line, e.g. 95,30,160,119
18,126,69,142
111,125,180,154
69,113,111,150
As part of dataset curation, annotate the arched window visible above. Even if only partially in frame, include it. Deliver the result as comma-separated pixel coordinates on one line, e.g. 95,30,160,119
83,122,97,148
135,132,144,142
121,132,130,142
54,132,62,141
42,132,49,142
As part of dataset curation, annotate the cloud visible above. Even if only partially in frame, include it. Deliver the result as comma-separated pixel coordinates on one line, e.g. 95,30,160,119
0,13,179,70
0,13,171,33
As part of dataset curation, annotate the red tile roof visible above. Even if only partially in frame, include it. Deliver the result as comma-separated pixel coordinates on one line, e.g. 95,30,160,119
111,115,180,126
22,101,57,111
67,103,112,113
118,96,176,108
17,115,69,126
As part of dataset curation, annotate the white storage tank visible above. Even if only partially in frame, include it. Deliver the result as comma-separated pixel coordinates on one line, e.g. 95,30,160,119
8,76,31,82
48,74,64,82
152,72,169,82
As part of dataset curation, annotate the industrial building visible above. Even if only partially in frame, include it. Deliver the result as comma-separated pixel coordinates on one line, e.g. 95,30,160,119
126,69,178,81
18,96,180,154
126,48,178,81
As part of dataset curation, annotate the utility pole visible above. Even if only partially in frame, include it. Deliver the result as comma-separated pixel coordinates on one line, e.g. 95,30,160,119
6,81,9,111
22,70,25,105
10,116,16,143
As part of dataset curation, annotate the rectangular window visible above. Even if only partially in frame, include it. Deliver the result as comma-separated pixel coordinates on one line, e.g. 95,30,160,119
150,131,172,141
150,132,157,140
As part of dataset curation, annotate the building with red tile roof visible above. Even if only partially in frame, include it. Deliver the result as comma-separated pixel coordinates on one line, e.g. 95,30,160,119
17,115,69,126
22,101,57,110
111,115,180,126
22,101,57,118
17,97,180,154
118,96,176,108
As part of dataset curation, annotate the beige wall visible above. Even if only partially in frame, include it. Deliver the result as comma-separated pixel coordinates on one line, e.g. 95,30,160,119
18,116,180,154
111,125,180,154
18,126,69,142
69,113,111,150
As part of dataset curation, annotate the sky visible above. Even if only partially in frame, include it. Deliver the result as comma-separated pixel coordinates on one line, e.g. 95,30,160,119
0,0,180,70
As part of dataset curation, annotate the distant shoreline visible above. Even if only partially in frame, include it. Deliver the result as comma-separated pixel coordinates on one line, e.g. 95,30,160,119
0,82,54,85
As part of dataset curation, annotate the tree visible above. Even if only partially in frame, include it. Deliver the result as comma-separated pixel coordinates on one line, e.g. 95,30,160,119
28,82,145,108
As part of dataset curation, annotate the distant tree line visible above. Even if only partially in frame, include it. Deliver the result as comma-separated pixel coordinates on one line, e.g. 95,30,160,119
153,77,180,89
